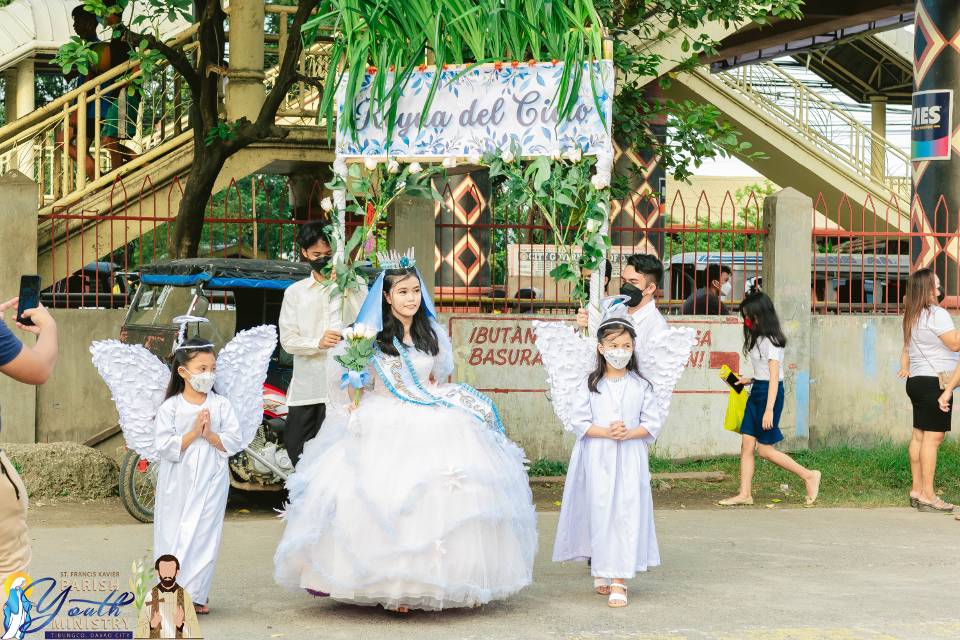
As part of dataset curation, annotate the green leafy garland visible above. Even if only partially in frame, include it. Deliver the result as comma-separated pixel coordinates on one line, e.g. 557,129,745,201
304,0,607,145
321,158,446,298
484,147,609,307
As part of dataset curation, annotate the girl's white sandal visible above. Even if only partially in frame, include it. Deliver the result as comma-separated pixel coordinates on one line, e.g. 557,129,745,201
607,583,628,608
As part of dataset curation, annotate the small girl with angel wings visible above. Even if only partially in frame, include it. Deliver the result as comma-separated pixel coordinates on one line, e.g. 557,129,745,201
535,297,694,608
92,317,277,615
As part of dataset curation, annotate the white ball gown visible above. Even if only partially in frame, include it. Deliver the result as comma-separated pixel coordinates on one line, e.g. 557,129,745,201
274,326,538,611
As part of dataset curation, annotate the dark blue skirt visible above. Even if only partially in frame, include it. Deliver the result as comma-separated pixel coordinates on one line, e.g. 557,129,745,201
740,380,785,445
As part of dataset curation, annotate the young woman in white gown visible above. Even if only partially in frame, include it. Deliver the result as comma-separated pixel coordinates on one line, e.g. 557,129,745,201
274,250,537,612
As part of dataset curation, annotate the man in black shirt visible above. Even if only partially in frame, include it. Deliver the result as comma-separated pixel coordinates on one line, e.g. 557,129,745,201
681,264,732,315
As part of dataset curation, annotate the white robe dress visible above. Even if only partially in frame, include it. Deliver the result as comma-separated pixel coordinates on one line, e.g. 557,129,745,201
553,373,662,579
274,343,538,611
153,392,243,606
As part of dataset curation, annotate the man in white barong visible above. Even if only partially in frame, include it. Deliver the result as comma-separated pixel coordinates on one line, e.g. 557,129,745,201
280,221,366,466
136,555,201,639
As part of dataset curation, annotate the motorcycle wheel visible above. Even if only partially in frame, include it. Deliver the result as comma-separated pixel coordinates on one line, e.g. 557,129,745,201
119,449,156,523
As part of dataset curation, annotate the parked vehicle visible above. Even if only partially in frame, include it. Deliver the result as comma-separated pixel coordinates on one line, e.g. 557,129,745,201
41,262,132,309
664,250,910,312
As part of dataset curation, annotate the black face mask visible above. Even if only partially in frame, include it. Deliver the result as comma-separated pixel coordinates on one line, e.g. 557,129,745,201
938,290,946,304
619,282,646,308
309,256,331,274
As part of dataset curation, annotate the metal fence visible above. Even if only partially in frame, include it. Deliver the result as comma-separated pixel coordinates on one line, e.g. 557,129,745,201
810,192,910,315
38,173,362,309
434,181,767,315
36,175,946,318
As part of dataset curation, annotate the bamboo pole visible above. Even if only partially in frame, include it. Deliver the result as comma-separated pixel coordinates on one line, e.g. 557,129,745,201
61,102,71,199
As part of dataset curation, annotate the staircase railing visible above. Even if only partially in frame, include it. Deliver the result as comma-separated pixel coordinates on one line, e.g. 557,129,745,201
710,62,911,198
0,25,199,205
0,5,333,208
263,4,334,123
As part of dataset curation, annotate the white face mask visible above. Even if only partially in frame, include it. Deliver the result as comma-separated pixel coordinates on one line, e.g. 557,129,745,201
183,370,215,394
720,280,732,299
601,347,632,370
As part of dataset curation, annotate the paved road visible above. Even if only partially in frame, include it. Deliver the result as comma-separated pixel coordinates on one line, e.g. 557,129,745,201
24,507,960,640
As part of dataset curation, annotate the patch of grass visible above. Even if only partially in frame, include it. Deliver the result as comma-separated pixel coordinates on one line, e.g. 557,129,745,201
531,442,960,507
527,459,568,477
10,458,22,475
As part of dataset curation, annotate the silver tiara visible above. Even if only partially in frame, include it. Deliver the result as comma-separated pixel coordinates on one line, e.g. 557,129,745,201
377,247,416,270
172,315,213,353
599,295,630,321
599,317,633,330
596,296,633,334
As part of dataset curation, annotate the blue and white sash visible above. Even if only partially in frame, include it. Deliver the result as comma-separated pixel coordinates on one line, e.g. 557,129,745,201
370,338,505,434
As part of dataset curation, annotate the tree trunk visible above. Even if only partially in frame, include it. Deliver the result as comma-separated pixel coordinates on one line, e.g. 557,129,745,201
170,148,227,258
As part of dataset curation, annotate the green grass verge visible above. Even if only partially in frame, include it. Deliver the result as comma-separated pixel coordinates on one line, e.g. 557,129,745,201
529,441,960,507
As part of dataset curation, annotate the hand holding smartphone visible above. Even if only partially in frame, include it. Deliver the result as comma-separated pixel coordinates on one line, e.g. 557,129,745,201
718,364,745,394
16,275,41,326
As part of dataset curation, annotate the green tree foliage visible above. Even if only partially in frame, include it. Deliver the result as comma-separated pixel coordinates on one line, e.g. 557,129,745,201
55,0,320,258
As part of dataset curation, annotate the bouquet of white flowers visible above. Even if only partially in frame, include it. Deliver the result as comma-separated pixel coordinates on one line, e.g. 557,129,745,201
335,323,378,407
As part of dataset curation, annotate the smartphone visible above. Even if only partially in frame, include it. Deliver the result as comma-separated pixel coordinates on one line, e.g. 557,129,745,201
725,371,745,394
16,275,41,326
718,364,745,394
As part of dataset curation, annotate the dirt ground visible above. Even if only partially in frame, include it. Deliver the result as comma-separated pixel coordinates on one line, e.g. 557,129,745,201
25,480,797,529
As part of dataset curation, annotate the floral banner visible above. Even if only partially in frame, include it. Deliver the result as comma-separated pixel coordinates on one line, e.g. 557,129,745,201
334,61,614,161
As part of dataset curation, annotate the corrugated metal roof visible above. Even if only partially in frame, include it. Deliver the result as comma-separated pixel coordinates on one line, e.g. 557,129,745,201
0,0,189,72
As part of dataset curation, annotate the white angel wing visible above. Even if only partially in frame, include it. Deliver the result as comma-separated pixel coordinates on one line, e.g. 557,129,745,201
214,325,278,449
90,340,169,461
533,320,596,433
637,326,697,420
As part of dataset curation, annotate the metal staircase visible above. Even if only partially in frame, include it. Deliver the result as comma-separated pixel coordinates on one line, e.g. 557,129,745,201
666,61,912,232
0,7,334,285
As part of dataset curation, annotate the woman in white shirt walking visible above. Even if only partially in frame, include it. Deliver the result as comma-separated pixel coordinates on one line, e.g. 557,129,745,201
719,291,821,507
898,269,960,513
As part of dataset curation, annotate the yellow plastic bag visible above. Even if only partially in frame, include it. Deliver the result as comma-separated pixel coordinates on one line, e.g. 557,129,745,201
723,388,747,433
719,365,747,433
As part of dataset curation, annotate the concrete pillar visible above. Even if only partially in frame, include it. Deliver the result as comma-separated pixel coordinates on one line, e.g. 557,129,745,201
226,0,265,122
869,95,887,182
13,61,35,178
14,60,34,122
288,168,332,222
762,187,812,447
912,0,960,299
4,60,35,123
0,171,39,443
388,194,435,294
3,69,16,123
